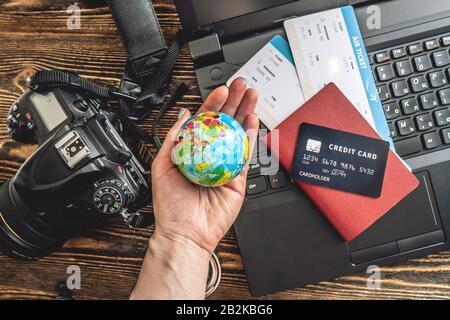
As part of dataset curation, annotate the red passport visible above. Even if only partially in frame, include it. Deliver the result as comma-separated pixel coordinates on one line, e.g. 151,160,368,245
261,83,419,241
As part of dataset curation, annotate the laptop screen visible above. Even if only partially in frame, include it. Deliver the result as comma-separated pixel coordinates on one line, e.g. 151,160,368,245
191,0,297,26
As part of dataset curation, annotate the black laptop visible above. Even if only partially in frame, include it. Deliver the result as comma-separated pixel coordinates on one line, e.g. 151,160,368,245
175,0,450,296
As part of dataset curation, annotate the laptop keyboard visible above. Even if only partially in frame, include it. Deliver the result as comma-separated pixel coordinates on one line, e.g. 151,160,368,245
371,33,450,159
246,33,450,198
246,147,295,198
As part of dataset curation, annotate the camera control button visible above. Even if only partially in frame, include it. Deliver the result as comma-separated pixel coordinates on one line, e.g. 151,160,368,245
93,180,127,215
8,116,18,127
127,193,136,203
26,121,35,131
73,99,89,112
210,67,224,81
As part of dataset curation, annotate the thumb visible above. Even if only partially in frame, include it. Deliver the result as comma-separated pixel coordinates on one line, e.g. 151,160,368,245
157,108,192,163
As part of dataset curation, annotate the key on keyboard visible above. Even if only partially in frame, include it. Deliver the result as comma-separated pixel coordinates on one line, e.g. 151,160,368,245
395,60,413,76
420,92,439,110
423,132,441,149
401,97,420,114
425,39,440,51
432,50,450,67
246,150,293,197
414,55,432,72
371,32,450,159
392,47,407,59
269,172,287,189
247,176,267,195
429,70,447,87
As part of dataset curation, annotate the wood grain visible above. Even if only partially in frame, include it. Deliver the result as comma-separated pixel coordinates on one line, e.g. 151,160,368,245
0,0,449,300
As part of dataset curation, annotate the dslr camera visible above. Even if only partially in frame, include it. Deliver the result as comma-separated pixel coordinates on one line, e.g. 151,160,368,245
0,74,151,259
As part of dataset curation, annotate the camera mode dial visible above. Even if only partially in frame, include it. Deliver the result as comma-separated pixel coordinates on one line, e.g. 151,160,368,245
7,103,36,143
93,180,127,215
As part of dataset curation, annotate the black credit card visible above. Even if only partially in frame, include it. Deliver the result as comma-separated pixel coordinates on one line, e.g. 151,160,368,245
292,123,389,198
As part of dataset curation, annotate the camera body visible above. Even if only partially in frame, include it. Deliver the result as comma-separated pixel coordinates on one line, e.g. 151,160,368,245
1,87,151,259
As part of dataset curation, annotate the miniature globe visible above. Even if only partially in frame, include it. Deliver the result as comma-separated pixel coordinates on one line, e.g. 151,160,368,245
172,111,249,187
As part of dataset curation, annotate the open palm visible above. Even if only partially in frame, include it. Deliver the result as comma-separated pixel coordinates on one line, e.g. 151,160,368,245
151,78,259,254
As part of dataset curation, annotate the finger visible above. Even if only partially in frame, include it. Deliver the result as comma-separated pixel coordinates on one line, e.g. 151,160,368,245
235,88,258,125
221,77,247,117
240,113,260,179
157,108,192,163
197,85,229,113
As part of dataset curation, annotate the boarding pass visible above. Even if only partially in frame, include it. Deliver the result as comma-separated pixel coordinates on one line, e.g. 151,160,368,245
284,6,393,146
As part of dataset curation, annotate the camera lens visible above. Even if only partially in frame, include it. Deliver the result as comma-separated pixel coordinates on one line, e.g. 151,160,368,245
0,181,65,260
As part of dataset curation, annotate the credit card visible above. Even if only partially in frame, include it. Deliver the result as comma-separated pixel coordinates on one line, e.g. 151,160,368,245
227,35,305,130
284,6,393,147
292,123,389,198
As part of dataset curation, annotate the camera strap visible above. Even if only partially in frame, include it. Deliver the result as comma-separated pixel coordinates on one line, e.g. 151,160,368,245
118,30,186,121
28,70,185,147
107,0,187,122
28,70,135,102
107,0,167,80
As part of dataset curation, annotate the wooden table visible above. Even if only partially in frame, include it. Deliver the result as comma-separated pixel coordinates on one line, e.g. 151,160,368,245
0,0,449,300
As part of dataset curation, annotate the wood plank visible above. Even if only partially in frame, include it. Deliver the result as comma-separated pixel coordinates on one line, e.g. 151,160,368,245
0,0,449,300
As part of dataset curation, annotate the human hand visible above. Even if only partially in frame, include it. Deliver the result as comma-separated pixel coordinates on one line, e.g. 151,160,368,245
151,77,259,255
131,78,259,300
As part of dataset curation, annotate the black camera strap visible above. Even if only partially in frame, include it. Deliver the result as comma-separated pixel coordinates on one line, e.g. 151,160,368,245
107,0,167,81
28,69,186,148
108,0,186,122
29,70,135,102
119,30,186,121
137,30,185,105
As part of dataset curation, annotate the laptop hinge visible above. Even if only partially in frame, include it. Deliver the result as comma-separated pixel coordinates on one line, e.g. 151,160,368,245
188,33,224,68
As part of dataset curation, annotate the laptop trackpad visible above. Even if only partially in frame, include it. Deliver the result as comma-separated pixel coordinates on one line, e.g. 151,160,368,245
349,172,442,252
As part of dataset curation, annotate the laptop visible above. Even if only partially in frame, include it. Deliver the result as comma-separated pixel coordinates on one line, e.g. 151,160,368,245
175,0,450,296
